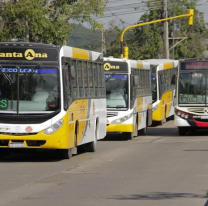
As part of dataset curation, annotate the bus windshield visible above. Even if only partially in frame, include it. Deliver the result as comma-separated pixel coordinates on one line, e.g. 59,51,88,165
151,75,157,103
105,74,128,108
0,67,60,113
179,72,206,104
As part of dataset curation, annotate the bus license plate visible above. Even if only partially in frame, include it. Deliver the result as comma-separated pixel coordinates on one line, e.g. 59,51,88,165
201,116,208,119
9,142,25,148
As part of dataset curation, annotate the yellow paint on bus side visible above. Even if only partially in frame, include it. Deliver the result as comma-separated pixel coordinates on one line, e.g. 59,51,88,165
152,90,173,121
68,99,89,145
72,48,89,60
138,114,142,127
137,97,143,113
163,62,173,70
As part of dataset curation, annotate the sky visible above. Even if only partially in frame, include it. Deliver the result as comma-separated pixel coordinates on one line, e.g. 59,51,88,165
93,0,208,29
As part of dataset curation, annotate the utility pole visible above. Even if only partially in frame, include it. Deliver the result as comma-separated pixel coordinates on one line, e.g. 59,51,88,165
101,28,106,55
25,15,29,42
172,1,176,59
163,0,169,59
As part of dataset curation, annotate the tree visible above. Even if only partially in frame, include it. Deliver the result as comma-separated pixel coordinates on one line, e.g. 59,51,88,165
0,0,106,45
107,0,208,59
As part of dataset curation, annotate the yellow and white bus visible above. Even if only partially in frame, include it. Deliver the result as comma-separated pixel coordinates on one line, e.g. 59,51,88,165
144,59,178,125
0,42,106,159
104,57,152,139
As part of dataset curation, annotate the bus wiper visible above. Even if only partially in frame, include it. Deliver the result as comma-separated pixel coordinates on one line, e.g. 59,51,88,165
0,66,13,84
105,72,115,83
23,63,42,82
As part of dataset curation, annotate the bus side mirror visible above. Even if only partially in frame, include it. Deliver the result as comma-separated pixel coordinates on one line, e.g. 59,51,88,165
69,65,76,79
134,75,139,86
171,74,176,85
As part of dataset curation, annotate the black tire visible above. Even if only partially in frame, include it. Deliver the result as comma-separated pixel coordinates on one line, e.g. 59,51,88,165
57,148,72,159
77,144,86,153
124,132,134,140
140,126,147,135
134,121,138,137
140,114,148,135
159,119,164,125
86,122,98,152
178,127,187,136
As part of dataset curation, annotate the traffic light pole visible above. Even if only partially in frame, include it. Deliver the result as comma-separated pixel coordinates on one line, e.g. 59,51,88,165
120,9,194,59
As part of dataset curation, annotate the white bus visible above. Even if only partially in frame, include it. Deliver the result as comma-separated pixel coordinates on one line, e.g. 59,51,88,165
104,57,152,139
0,42,106,159
144,59,178,125
175,58,208,135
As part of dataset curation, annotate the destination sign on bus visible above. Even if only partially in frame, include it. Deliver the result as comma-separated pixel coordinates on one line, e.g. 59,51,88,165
0,48,58,61
181,61,208,70
104,61,128,72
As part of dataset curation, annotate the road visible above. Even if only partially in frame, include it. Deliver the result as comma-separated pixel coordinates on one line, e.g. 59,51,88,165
0,120,208,206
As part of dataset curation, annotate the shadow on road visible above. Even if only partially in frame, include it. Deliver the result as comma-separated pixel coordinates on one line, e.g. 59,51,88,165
147,127,177,137
102,133,128,141
109,192,208,200
0,150,64,163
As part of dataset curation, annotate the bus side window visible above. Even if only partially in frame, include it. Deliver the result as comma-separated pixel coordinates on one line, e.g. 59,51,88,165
83,61,88,97
72,60,78,98
88,62,93,97
93,63,98,96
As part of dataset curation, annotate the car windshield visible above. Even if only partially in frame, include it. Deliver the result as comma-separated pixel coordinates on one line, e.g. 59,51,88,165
105,74,128,108
179,72,207,104
151,75,157,102
0,67,60,113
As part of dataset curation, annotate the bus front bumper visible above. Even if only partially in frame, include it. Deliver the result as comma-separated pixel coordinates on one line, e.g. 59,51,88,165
0,129,70,149
107,124,134,133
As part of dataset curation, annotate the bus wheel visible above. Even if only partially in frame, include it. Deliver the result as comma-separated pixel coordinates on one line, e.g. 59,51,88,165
124,132,134,140
77,144,86,153
159,119,164,125
134,121,138,137
57,148,72,159
140,126,147,135
86,123,98,152
178,127,187,136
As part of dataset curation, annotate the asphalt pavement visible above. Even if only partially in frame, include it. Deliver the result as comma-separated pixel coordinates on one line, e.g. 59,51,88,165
0,120,208,206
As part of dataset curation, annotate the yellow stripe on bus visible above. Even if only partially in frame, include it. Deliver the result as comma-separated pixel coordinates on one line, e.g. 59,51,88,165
137,60,143,69
72,48,89,60
164,62,173,70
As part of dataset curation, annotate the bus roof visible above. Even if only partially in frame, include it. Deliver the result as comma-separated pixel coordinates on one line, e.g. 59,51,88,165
143,59,178,65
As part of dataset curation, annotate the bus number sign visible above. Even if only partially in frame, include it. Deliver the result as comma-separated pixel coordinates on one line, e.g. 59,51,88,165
0,99,8,110
185,62,208,69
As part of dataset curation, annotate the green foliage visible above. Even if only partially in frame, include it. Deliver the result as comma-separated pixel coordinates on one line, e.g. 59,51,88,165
68,24,117,52
0,0,106,45
107,0,208,59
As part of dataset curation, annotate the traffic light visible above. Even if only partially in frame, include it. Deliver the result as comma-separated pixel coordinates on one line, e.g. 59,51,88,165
124,47,129,59
187,9,194,25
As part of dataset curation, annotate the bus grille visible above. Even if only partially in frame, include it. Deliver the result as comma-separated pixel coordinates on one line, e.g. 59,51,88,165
107,112,118,118
187,108,207,114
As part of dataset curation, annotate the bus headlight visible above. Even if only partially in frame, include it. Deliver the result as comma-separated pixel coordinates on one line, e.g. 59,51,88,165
114,114,132,123
152,105,158,112
44,120,64,135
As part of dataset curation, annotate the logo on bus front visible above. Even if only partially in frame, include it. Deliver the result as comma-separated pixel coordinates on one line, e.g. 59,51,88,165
0,49,48,61
104,63,120,71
